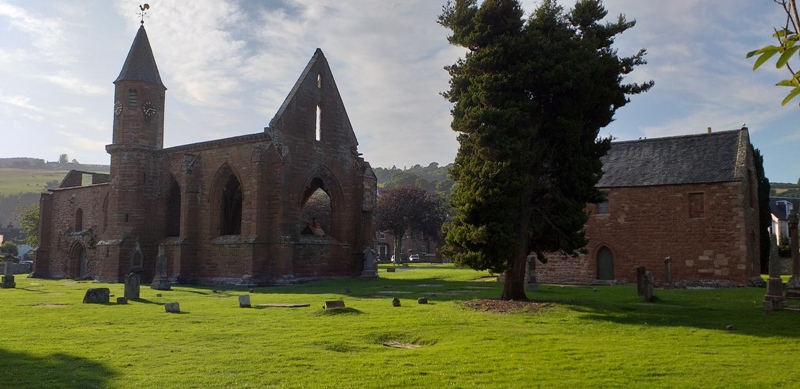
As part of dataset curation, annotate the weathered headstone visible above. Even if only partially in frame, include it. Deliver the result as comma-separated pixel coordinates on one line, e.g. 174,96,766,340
764,233,788,310
151,244,172,291
526,255,538,292
417,297,428,304
360,247,378,278
663,257,673,289
83,288,110,304
643,271,655,302
239,294,251,308
1,261,16,289
392,297,401,307
117,297,128,304
324,300,345,309
386,267,396,273
636,266,646,296
786,212,800,299
164,302,180,313
124,272,140,300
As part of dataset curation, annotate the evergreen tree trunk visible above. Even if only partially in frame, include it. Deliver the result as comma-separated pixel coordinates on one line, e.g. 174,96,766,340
502,252,529,300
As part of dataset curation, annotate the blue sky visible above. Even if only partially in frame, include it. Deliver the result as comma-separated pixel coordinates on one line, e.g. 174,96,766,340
1,1,799,183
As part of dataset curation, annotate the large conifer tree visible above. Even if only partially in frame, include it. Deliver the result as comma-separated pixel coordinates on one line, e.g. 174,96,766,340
439,0,653,300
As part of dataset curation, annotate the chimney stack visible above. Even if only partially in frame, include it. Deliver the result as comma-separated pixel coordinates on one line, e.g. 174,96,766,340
706,127,712,134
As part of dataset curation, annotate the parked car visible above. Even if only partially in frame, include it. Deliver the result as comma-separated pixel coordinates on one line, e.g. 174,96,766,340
408,254,420,262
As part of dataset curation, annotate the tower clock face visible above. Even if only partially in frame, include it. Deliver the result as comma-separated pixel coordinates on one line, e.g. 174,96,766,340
142,101,157,118
114,101,123,116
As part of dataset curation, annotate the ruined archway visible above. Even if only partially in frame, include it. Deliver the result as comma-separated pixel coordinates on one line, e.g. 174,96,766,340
69,242,88,279
299,167,343,240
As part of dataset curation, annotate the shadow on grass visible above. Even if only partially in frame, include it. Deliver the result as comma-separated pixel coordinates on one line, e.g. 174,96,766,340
129,298,163,305
533,285,800,339
313,307,364,316
0,348,116,388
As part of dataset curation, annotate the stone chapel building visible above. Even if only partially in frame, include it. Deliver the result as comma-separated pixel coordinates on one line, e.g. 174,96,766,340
34,25,377,285
536,128,762,287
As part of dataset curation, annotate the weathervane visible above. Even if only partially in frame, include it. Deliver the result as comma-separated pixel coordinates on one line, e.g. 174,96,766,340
138,4,150,25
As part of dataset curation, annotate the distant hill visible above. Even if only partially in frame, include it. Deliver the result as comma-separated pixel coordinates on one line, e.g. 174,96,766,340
771,182,800,198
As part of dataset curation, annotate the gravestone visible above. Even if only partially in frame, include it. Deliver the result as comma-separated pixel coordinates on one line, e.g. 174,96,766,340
83,288,110,304
786,212,800,299
360,247,378,278
151,244,172,291
636,266,646,296
764,234,788,310
164,302,180,313
663,257,672,289
239,294,251,308
1,261,15,289
417,297,428,304
117,297,128,304
392,297,401,307
386,267,396,273
643,271,655,302
124,272,140,300
324,300,345,309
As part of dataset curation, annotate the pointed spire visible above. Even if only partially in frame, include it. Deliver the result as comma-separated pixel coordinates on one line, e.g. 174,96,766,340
114,25,165,88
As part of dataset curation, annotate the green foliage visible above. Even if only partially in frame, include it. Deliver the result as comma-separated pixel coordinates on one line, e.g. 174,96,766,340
375,186,448,261
0,241,18,256
1,268,800,387
746,0,800,105
15,203,39,247
438,0,652,299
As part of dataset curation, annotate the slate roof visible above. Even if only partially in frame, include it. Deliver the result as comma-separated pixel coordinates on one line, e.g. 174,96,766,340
598,129,744,188
769,197,800,221
114,25,165,87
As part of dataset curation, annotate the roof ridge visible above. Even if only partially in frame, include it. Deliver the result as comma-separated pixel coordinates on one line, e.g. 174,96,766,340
611,129,741,145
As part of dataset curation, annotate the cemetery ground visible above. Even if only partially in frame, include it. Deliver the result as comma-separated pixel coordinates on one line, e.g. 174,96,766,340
1,265,799,388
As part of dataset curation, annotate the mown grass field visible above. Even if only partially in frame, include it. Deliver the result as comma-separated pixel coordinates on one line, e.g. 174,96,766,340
2,264,799,388
0,168,69,195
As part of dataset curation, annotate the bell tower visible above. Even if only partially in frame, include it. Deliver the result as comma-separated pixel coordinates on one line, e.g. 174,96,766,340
103,18,167,280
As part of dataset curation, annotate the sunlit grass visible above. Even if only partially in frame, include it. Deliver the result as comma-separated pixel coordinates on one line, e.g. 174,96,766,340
2,264,799,388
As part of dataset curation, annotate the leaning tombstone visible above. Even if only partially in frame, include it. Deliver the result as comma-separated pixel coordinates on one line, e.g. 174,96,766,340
151,244,171,291
1,261,16,289
164,302,180,313
239,294,251,308
324,300,345,309
643,271,655,302
764,234,788,310
124,272,140,300
636,266,646,296
83,288,110,304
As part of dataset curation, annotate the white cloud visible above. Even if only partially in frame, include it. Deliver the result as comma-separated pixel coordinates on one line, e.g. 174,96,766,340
41,73,107,96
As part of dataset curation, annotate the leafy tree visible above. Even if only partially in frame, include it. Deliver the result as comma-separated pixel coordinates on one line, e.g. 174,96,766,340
0,241,18,257
747,0,800,106
752,146,772,273
375,186,447,262
58,154,69,165
16,203,39,248
438,0,652,300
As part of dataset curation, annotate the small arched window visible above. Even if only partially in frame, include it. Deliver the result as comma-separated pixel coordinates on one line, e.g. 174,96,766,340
128,89,138,106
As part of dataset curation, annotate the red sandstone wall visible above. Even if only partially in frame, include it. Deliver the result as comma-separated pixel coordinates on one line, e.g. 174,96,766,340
37,184,109,279
537,180,760,286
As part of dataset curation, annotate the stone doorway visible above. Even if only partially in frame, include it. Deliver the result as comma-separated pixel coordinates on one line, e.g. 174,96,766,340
70,243,87,279
596,246,614,280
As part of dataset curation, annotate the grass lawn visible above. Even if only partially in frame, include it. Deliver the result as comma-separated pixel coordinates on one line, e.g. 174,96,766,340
0,168,70,195
2,264,799,388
